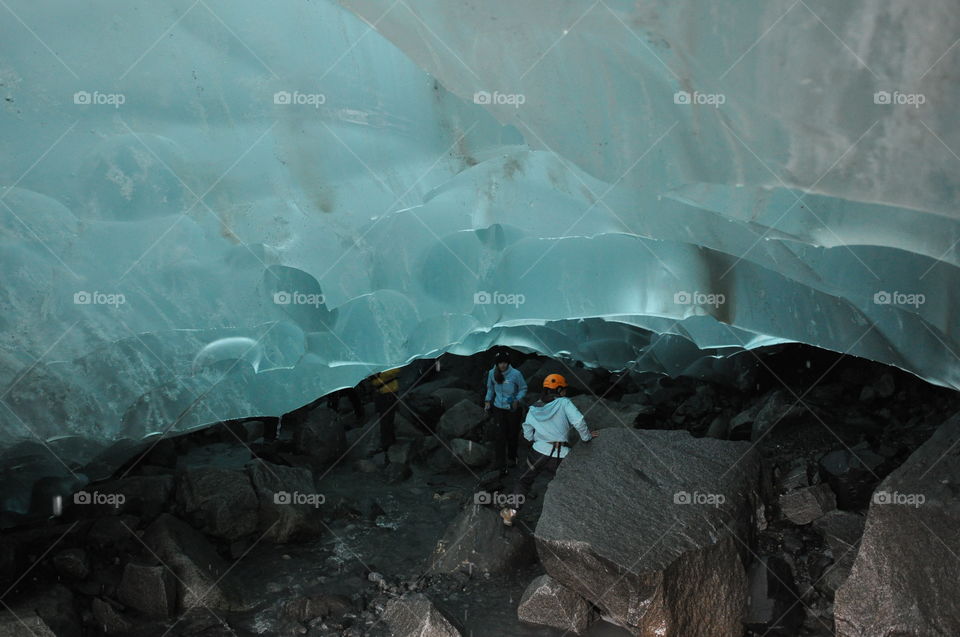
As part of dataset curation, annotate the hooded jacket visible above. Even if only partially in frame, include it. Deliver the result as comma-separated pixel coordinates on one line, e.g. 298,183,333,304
485,365,527,409
522,396,591,458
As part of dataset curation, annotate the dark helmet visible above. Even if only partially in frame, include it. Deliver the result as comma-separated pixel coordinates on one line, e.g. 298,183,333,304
494,348,510,363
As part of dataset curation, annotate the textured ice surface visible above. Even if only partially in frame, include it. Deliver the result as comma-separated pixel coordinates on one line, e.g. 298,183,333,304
1,0,958,514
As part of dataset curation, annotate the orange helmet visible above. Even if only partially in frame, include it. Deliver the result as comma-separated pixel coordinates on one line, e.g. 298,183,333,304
542,374,568,389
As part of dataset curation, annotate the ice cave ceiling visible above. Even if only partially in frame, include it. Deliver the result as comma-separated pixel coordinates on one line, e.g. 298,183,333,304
0,0,958,489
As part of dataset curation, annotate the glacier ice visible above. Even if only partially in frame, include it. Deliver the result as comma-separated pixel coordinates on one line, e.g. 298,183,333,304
0,0,958,517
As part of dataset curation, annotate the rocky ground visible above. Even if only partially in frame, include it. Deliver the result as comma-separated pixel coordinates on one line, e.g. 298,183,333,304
1,345,958,636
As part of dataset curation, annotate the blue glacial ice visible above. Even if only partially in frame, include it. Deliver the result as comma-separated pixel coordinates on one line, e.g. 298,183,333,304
0,0,958,514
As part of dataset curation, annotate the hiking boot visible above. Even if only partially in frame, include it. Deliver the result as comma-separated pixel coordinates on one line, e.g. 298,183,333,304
500,507,517,526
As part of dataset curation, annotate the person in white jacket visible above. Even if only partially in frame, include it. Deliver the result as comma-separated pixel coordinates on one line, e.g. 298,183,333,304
500,373,597,526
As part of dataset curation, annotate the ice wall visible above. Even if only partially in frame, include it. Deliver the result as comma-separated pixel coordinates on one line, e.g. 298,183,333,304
1,0,958,516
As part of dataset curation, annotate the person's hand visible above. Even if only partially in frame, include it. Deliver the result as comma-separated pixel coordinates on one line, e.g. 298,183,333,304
590,431,600,438
484,401,491,411
511,400,519,411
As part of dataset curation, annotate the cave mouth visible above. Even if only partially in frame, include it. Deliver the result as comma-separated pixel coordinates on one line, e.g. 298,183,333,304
2,343,957,635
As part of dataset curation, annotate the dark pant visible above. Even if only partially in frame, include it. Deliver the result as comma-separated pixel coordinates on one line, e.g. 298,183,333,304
490,405,522,467
512,449,563,511
375,391,399,449
328,388,362,420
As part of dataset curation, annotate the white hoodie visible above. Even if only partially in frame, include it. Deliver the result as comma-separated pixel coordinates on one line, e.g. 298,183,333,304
522,396,591,458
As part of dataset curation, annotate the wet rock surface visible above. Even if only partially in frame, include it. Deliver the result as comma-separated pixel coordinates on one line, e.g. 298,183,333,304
517,574,595,634
835,413,960,637
1,349,958,636
534,428,760,636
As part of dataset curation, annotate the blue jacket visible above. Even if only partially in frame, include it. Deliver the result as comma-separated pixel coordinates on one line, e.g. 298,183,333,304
523,397,591,458
485,365,527,410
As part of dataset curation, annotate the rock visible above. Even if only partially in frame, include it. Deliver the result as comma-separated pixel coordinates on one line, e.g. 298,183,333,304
118,562,177,618
434,388,476,410
0,610,57,636
744,556,804,635
280,593,352,624
19,585,80,637
143,513,246,611
52,547,90,579
388,441,417,465
569,395,644,430
86,475,175,518
778,459,814,492
91,598,132,634
175,468,258,540
874,373,895,398
437,399,488,440
354,459,379,473
819,445,885,509
517,574,594,634
535,428,759,637
397,393,444,433
395,413,425,438
835,413,960,636
384,462,412,484
728,403,760,440
428,504,534,576
381,594,462,637
246,461,323,543
426,447,460,473
779,483,836,525
344,423,378,459
449,438,492,467
751,390,805,440
705,415,729,439
293,419,346,467
242,419,266,441
813,511,865,559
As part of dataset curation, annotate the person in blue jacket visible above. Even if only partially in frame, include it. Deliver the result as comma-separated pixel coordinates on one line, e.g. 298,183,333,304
500,373,597,526
484,348,528,473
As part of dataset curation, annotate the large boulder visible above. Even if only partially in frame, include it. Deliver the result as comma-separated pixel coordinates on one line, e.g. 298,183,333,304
142,513,246,611
835,413,960,636
569,395,647,431
118,562,177,618
812,511,865,597
437,399,488,440
0,611,56,636
293,418,346,467
245,461,324,543
175,468,258,540
449,438,492,467
428,504,534,576
434,387,476,409
517,574,595,634
778,483,836,525
534,429,760,637
381,594,462,637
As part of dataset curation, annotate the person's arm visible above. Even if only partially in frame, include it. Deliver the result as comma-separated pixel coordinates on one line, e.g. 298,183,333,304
522,411,535,441
484,369,494,408
564,399,593,442
514,371,528,404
